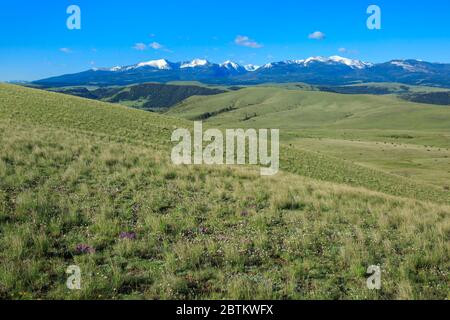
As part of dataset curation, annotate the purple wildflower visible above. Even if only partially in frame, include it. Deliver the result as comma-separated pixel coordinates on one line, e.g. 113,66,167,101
119,232,137,240
75,244,95,254
199,226,210,234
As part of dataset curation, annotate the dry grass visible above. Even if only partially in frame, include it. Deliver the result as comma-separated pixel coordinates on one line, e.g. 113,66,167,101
0,84,448,300
0,121,448,300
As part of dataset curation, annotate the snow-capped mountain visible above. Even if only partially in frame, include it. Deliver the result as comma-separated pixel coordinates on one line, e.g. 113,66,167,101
300,55,373,69
103,56,371,73
220,60,240,70
388,60,431,73
109,66,123,72
219,61,247,74
135,59,173,70
260,56,372,70
244,64,260,72
34,56,450,88
105,59,174,72
328,56,373,69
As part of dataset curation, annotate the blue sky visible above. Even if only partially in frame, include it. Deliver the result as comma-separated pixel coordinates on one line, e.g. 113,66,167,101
0,0,449,81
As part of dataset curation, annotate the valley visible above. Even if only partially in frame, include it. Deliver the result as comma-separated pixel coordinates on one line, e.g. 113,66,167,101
168,86,450,192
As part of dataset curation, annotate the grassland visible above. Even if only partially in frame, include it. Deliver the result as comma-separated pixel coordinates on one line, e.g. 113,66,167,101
0,83,449,300
46,83,228,112
168,86,450,194
168,87,450,131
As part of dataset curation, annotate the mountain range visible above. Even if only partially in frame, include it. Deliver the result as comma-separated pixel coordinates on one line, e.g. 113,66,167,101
33,56,450,88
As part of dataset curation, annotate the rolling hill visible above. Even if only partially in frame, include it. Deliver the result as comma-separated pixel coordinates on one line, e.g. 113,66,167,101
168,87,450,191
0,83,448,300
48,83,227,111
168,86,450,130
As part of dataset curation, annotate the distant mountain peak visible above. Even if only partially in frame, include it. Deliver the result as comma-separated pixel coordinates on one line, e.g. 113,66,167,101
303,56,329,65
135,59,172,70
299,56,371,69
388,60,432,73
328,55,372,69
244,64,260,72
260,56,371,70
220,60,241,70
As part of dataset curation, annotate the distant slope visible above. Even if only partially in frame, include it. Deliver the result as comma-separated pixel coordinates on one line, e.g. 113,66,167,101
49,83,227,111
400,91,450,106
168,87,450,130
317,82,449,95
168,86,450,200
315,83,450,105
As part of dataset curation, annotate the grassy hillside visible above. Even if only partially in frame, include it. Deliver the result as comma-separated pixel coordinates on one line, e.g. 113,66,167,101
168,87,450,192
168,87,450,130
317,82,450,96
48,83,227,111
0,84,448,300
0,83,189,145
400,91,450,106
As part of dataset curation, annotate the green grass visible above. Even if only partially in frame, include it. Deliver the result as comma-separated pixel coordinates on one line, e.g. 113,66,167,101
330,82,450,93
168,87,450,131
0,83,189,145
168,86,450,193
0,83,449,300
290,138,450,187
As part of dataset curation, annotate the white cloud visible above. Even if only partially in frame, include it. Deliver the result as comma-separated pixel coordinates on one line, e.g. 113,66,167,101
59,47,72,53
150,42,163,50
308,31,326,40
235,35,263,48
133,43,147,51
338,47,359,55
133,41,169,51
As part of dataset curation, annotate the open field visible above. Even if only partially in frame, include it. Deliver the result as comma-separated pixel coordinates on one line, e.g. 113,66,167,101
168,87,450,131
0,83,449,299
290,138,450,188
168,86,450,192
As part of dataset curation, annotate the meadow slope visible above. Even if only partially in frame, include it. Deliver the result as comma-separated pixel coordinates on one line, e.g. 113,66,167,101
168,87,450,194
0,84,448,299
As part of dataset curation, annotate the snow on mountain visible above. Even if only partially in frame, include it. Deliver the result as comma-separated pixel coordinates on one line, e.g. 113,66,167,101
135,59,172,70
181,59,209,68
220,60,241,70
300,56,371,69
98,56,372,73
390,60,425,72
328,56,372,69
303,56,330,65
244,64,260,72
36,56,450,88
287,60,305,65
